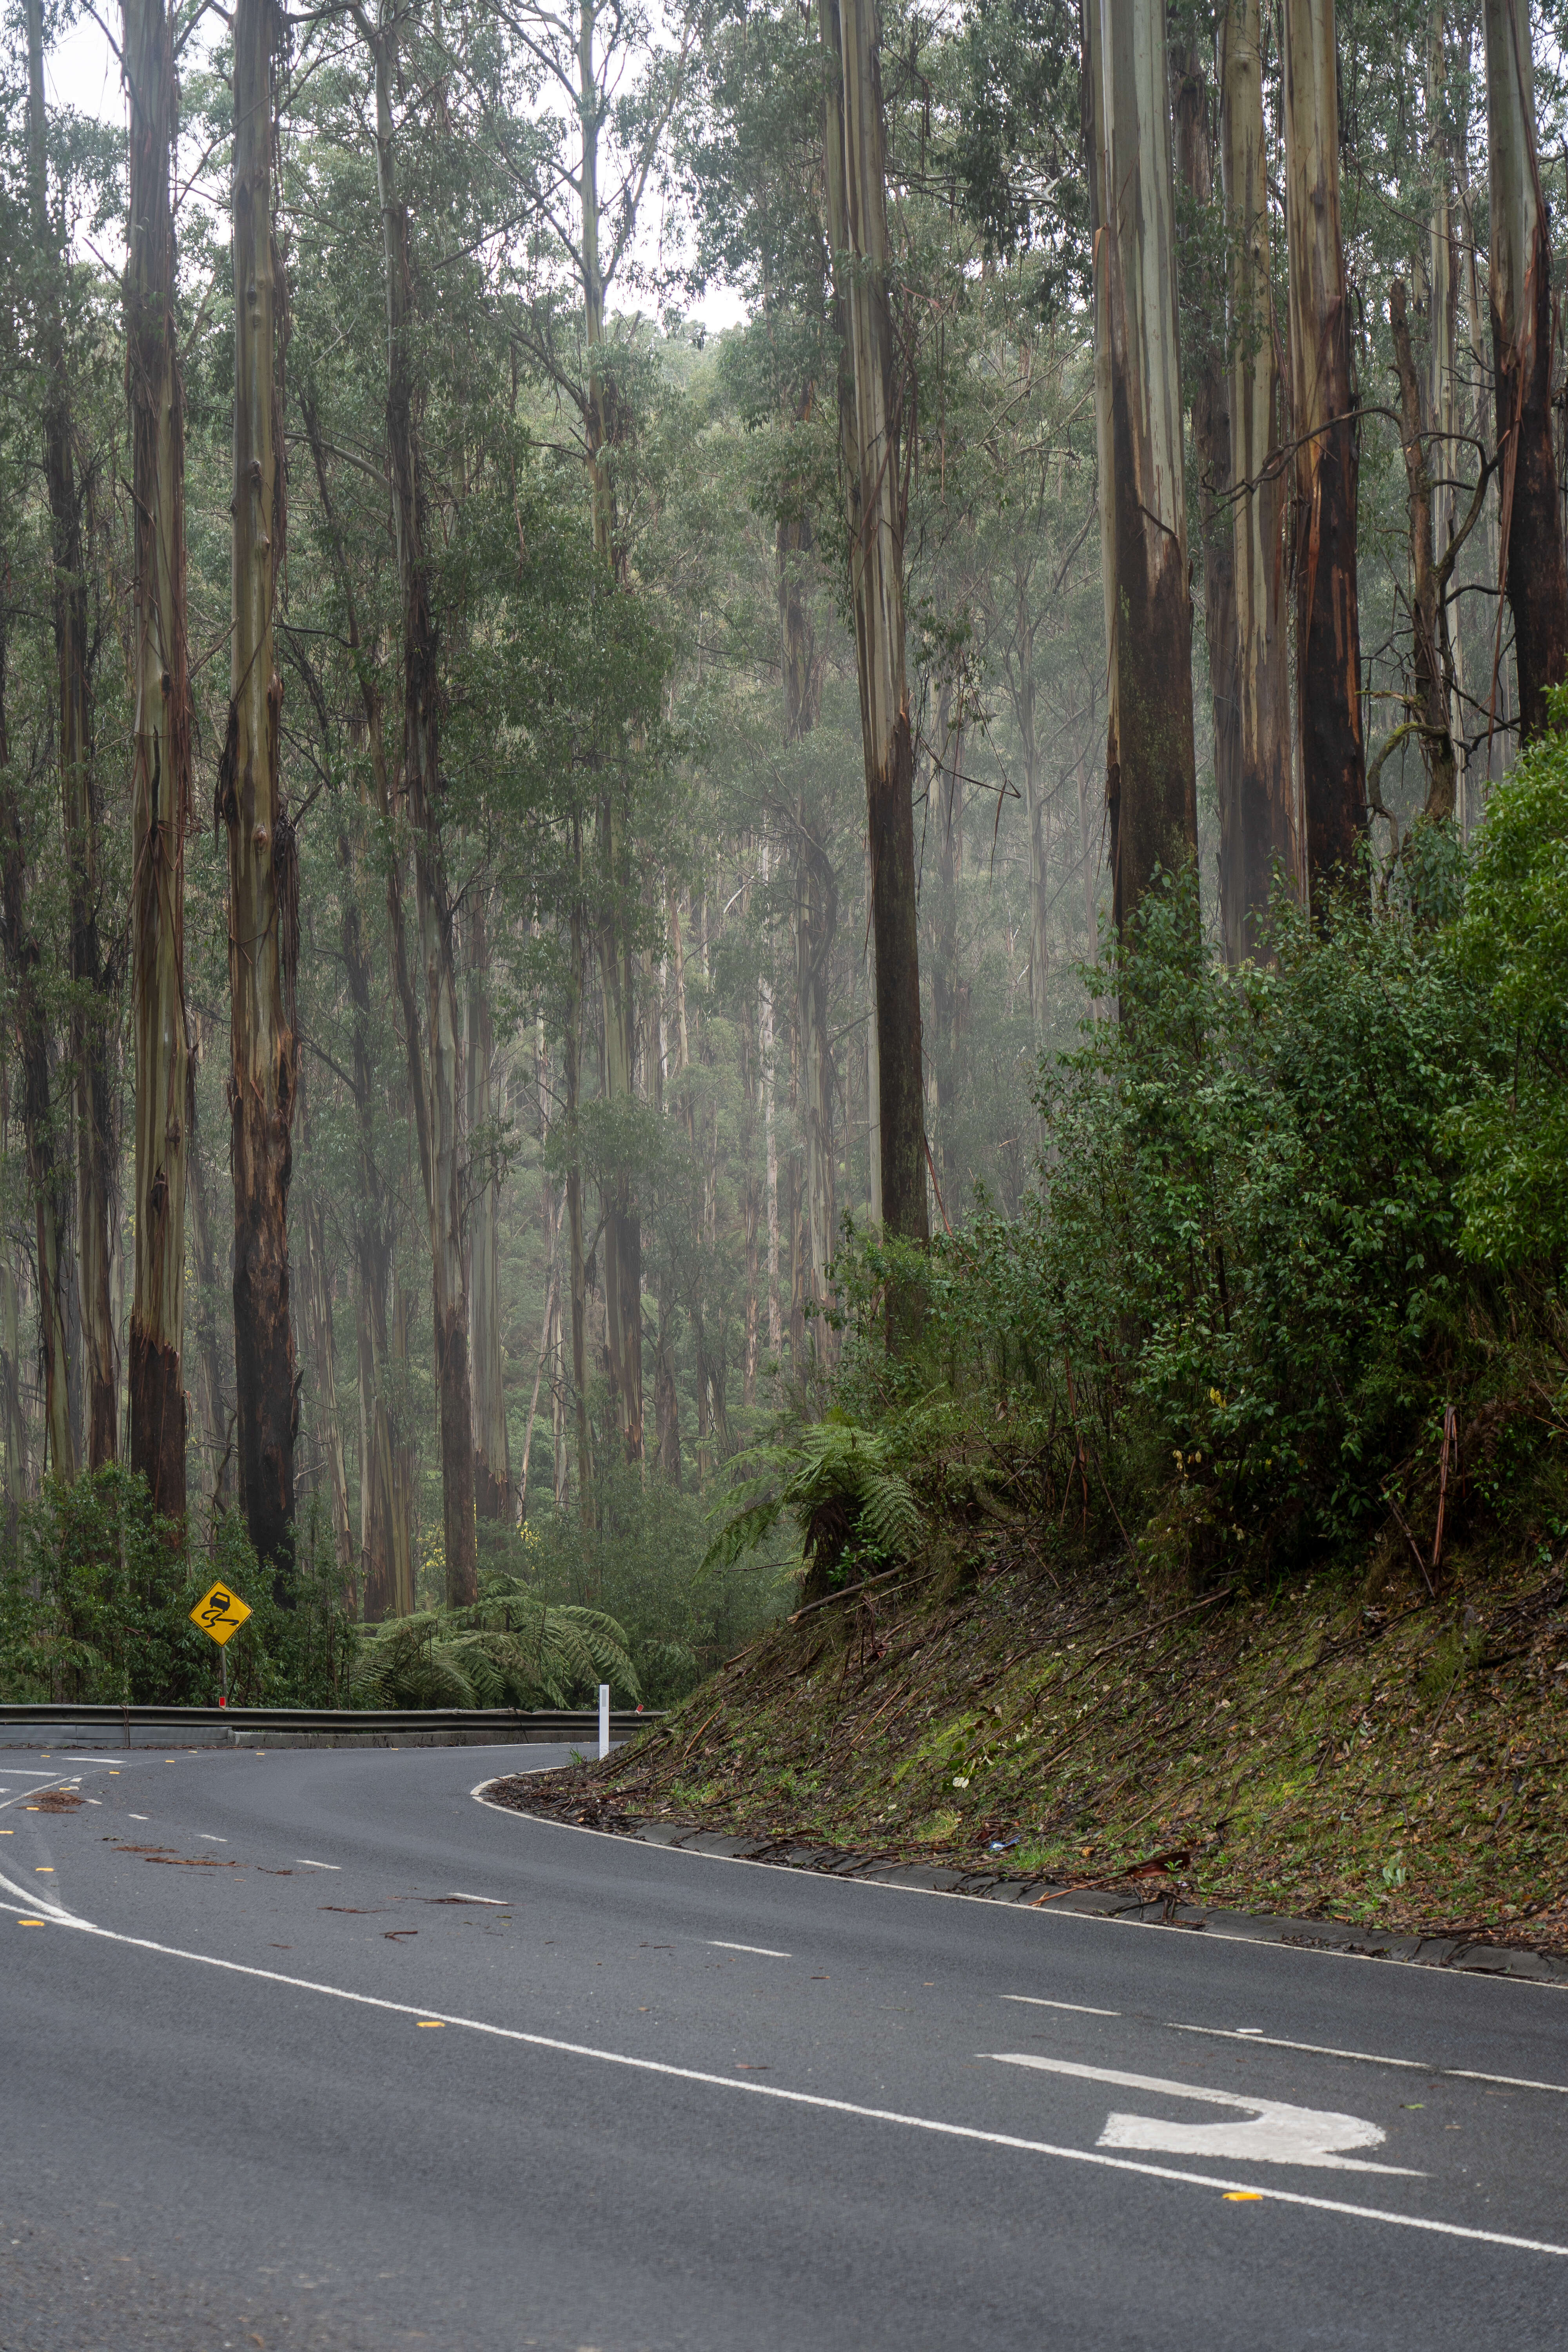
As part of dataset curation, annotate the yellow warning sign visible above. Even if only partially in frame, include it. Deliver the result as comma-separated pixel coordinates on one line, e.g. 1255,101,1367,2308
190,1581,252,1646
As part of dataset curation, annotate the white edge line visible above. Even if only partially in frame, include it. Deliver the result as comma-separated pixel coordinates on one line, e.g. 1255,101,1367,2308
1002,1995,1120,2016
0,1866,1561,2263
1168,2023,1568,2096
709,1940,792,1958
466,1782,1566,1999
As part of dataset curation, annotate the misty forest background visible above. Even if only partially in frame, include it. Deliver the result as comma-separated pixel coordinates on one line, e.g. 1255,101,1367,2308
3,0,1567,1715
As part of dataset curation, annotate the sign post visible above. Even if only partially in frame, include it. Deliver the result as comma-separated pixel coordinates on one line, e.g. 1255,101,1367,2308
189,1581,253,1708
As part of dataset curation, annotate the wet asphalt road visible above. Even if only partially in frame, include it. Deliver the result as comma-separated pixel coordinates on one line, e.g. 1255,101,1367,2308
2,1740,1566,2352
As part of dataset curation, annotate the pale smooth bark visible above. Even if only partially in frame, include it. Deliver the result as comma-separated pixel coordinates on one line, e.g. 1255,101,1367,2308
1218,0,1295,950
222,0,297,1577
1283,0,1367,885
1389,280,1460,825
185,1039,233,1512
1483,0,1568,740
1094,0,1198,939
819,0,928,1245
125,0,191,1519
301,1188,353,1598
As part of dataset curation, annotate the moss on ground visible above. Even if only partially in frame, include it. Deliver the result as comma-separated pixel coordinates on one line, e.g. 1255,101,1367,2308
557,1529,1568,1953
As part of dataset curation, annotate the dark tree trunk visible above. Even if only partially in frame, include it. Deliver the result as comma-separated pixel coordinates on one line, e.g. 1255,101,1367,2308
1172,47,1243,940
368,18,477,1606
27,0,116,1470
125,0,191,1521
1389,279,1460,822
1484,0,1568,741
223,0,297,1585
1283,0,1367,886
819,0,929,1247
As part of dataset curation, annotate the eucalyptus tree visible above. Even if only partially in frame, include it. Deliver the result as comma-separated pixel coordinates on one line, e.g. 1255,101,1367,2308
1282,0,1366,888
125,0,192,1522
25,0,116,1469
818,0,928,1245
1218,0,1292,953
222,0,298,1578
1087,0,1197,941
1483,0,1567,740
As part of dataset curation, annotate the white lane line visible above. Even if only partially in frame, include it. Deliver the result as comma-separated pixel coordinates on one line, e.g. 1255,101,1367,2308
0,1869,1559,2262
447,1893,507,1906
1002,1995,1120,2016
709,1940,792,1959
197,1835,227,1844
296,1860,341,1871
128,1814,149,1822
1168,2023,1568,2096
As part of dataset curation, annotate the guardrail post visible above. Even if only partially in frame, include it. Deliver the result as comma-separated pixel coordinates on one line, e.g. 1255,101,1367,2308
599,1684,610,1762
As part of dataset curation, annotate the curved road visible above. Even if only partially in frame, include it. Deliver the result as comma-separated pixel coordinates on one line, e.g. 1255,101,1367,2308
2,1742,1565,2351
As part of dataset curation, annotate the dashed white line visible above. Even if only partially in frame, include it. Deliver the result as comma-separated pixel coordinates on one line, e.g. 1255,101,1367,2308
296,1860,341,1871
448,1892,507,1906
709,1940,792,1958
1167,2023,1568,2096
197,1835,227,1844
1002,1995,1120,2016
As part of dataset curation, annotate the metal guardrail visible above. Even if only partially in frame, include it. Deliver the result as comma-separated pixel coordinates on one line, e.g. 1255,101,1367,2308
0,1702,658,1747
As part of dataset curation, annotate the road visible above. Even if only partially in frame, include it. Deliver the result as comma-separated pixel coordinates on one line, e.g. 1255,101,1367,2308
2,1742,1565,2352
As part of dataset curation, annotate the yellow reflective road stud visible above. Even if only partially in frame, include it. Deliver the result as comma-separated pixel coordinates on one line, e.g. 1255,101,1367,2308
190,1581,253,1645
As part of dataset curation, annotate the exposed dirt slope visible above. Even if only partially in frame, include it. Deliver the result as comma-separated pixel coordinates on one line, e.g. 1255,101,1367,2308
528,1535,1568,1955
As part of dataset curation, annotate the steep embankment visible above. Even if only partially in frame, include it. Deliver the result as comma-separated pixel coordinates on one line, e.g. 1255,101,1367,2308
517,1535,1568,1956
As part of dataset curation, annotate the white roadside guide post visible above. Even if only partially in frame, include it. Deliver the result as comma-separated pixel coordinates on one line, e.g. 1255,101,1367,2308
599,1684,610,1762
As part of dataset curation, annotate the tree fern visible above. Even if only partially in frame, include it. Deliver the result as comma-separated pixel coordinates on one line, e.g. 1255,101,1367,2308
352,1575,637,1710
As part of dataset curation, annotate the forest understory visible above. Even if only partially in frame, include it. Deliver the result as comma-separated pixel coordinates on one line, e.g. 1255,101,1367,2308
499,1520,1568,1960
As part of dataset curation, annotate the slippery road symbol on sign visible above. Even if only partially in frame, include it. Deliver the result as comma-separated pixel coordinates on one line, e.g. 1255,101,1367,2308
988,2054,1423,2174
190,1581,253,1646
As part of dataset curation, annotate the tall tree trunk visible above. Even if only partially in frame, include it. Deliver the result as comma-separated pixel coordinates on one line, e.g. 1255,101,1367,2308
467,898,510,1519
125,0,190,1519
565,883,593,1523
1094,0,1199,942
796,826,836,1361
301,1188,353,1598
759,844,782,1357
1483,0,1568,742
1218,0,1295,953
223,0,297,1581
185,1037,233,1513
368,15,477,1606
1428,3,1464,814
1173,44,1243,950
819,0,929,1245
298,391,402,1617
0,586,74,1482
931,691,965,1161
27,0,116,1470
1283,0,1367,887
1389,279,1461,823
388,1260,417,1614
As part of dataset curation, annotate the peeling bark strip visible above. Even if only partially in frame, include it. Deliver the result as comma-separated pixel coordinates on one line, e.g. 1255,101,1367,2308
364,9,477,1605
819,0,929,1247
223,0,297,1582
27,0,116,1470
125,0,191,1524
1483,0,1568,742
1094,0,1198,942
1282,0,1366,888
1218,0,1296,956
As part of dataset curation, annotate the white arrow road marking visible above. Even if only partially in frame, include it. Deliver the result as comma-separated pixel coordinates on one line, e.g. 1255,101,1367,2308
988,2054,1421,2174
